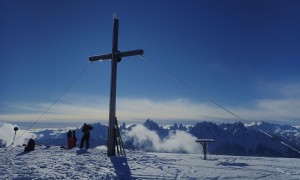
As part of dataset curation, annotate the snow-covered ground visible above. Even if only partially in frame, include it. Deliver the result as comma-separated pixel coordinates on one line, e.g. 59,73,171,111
1,145,299,179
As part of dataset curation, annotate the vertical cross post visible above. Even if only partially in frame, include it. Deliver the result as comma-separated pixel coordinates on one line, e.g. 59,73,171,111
89,15,143,156
108,15,119,157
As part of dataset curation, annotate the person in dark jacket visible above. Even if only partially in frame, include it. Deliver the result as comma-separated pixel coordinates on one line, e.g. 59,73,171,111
24,138,35,152
80,123,93,149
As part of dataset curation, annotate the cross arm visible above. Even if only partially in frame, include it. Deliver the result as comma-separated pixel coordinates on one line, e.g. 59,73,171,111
89,49,144,62
115,49,144,58
196,139,215,143
89,53,112,62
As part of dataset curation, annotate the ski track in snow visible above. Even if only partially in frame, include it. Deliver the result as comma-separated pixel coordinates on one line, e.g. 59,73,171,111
1,146,300,180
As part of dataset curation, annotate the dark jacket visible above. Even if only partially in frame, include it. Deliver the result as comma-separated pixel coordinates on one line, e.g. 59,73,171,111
82,124,93,135
24,138,35,152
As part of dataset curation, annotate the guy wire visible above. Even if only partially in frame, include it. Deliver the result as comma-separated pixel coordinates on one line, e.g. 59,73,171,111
139,55,300,154
13,62,93,144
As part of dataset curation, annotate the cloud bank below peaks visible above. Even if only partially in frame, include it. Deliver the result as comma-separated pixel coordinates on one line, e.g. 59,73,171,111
125,124,202,154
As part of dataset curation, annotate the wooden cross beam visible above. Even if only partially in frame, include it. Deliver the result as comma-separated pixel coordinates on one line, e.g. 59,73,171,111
89,15,144,156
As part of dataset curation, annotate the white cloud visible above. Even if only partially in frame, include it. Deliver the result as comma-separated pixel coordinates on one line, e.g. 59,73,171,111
235,98,300,123
0,122,36,147
117,98,231,121
0,96,231,123
125,124,201,153
1,91,300,125
280,83,300,97
0,96,109,123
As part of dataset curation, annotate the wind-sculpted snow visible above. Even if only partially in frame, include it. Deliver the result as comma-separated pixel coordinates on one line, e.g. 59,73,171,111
1,146,299,179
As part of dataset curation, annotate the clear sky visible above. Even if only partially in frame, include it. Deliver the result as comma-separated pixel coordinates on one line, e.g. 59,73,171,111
1,0,300,126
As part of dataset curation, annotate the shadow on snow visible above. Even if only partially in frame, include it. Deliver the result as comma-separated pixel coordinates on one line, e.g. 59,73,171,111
110,156,133,179
16,151,31,156
217,161,249,167
76,149,90,155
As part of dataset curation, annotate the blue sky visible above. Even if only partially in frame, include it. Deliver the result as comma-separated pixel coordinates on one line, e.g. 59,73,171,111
1,0,300,126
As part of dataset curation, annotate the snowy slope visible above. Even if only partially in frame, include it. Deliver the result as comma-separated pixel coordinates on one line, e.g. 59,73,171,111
1,146,300,179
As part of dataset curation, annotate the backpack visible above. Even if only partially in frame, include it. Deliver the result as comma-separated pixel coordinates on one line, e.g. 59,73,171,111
68,137,76,149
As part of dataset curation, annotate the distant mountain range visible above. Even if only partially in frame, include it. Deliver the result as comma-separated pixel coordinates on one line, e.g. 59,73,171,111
3,120,299,158
189,121,300,158
123,119,300,158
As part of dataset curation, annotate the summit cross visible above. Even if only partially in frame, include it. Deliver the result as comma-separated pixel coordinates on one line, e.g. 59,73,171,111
89,15,144,156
